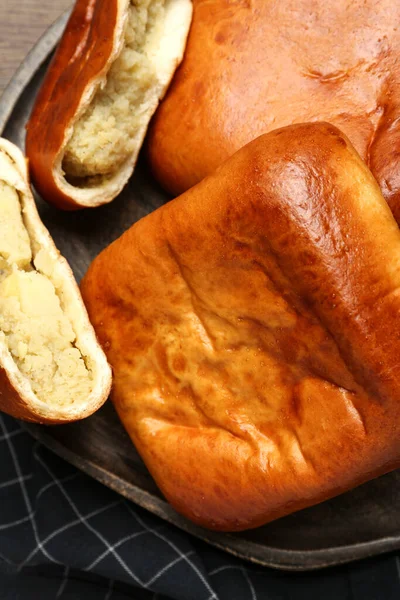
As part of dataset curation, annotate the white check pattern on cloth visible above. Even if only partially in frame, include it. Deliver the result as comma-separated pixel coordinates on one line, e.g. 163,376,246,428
0,411,400,600
0,413,218,600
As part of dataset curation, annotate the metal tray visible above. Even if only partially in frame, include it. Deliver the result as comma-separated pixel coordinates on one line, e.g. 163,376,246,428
1,13,400,572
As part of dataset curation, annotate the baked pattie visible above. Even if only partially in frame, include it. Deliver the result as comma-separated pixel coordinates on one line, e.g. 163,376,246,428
148,0,400,223
26,0,192,210
0,138,111,423
82,123,400,531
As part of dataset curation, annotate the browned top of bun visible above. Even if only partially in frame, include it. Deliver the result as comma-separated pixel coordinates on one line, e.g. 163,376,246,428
148,0,400,221
82,123,400,531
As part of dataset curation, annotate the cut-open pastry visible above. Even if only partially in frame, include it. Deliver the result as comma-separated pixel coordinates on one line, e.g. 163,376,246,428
0,138,111,423
25,0,193,210
82,123,400,531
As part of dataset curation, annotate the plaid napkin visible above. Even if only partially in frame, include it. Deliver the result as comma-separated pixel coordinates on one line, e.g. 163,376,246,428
0,412,400,600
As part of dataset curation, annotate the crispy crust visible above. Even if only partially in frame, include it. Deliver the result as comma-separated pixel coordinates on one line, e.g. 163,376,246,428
25,0,192,210
0,138,111,423
147,0,400,222
82,123,400,531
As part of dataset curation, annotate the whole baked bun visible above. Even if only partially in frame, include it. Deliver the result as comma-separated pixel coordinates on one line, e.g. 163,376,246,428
0,138,111,423
25,0,192,210
82,122,400,531
148,0,400,222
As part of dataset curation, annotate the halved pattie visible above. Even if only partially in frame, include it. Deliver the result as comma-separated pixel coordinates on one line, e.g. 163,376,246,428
0,138,111,423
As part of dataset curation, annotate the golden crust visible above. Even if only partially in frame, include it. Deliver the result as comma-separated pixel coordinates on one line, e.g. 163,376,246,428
148,0,400,224
0,138,111,424
82,123,400,530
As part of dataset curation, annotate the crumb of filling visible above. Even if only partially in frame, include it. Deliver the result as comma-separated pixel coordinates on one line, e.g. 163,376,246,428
63,0,165,182
0,178,93,406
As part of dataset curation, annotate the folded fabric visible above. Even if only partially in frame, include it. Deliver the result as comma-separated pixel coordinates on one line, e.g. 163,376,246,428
1,412,400,599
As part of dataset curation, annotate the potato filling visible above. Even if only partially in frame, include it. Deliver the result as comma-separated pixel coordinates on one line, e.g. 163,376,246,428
63,0,165,183
0,178,93,406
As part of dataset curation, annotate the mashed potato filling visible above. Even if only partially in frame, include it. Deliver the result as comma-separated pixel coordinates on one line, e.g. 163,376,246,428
0,182,32,270
0,179,93,406
63,0,165,184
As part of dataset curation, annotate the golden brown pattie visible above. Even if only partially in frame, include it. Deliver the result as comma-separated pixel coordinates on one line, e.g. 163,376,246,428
82,123,400,531
148,0,400,223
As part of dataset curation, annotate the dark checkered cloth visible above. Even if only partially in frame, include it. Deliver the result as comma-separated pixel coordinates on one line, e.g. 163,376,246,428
1,412,400,599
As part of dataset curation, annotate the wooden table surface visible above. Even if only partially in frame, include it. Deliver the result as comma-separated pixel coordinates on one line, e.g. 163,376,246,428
0,0,71,95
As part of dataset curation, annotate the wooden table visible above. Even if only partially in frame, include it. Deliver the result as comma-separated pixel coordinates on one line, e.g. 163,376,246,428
0,0,71,95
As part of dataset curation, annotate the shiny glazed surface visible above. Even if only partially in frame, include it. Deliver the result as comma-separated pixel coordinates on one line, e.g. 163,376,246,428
148,0,400,222
82,123,400,531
